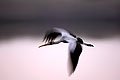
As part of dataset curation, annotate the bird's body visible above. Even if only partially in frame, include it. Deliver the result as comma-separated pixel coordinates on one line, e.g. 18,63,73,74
39,27,94,75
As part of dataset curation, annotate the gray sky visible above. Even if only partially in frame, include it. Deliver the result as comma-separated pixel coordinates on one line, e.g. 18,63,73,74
0,0,119,20
0,0,120,39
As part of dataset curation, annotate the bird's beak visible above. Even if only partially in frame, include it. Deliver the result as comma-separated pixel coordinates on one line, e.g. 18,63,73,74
83,43,94,47
38,42,52,48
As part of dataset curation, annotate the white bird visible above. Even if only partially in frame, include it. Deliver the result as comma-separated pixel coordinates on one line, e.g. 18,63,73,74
38,28,94,75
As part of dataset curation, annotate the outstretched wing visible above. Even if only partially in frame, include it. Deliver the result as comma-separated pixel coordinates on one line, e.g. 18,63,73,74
43,28,74,42
68,41,82,75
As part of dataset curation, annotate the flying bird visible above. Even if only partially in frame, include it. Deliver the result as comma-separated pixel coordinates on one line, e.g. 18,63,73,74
38,28,94,75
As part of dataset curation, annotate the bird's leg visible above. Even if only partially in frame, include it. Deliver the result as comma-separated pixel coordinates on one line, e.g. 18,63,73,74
38,42,53,48
38,41,61,48
83,43,94,47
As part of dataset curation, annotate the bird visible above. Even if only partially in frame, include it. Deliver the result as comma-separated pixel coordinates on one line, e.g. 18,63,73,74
38,27,94,75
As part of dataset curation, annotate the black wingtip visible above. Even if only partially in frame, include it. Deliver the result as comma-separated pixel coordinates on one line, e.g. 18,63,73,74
67,56,76,76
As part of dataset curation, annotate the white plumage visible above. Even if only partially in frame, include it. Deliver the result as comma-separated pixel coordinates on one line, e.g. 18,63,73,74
39,27,94,75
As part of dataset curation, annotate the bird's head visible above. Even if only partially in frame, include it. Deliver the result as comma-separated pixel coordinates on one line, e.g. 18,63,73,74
77,37,94,47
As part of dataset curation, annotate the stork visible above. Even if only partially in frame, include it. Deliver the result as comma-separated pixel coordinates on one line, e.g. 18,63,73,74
38,27,94,75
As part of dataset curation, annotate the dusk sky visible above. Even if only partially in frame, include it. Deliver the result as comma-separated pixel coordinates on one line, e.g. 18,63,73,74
0,0,120,80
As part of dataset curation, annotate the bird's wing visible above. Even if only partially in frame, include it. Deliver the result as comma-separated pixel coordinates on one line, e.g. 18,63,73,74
54,28,76,38
43,28,61,42
68,41,82,75
43,27,75,42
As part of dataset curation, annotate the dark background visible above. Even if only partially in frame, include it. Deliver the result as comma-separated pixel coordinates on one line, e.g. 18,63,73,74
0,0,120,39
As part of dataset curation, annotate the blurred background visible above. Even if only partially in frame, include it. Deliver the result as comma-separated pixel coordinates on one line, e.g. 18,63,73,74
0,0,120,80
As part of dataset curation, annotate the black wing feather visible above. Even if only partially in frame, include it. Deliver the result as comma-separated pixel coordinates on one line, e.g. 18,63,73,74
43,29,61,43
69,42,82,75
